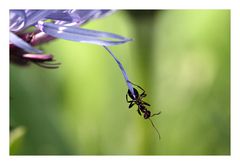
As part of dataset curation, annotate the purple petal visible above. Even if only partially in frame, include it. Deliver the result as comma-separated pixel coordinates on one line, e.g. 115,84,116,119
23,10,54,29
45,10,114,25
9,10,26,32
44,10,73,22
9,10,54,32
37,21,132,46
103,46,135,97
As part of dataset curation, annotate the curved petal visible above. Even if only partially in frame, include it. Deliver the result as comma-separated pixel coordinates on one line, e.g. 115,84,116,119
24,10,54,29
9,10,26,32
44,10,73,22
45,10,114,25
9,10,115,32
10,10,54,32
9,32,43,54
66,10,114,24
37,21,132,46
103,46,135,97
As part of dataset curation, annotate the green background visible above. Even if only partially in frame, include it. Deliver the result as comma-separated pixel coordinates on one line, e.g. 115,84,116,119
10,10,230,155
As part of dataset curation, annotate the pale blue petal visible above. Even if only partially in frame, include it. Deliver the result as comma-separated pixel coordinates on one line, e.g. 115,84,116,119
103,46,135,97
23,10,54,29
44,10,73,22
9,10,114,32
38,22,132,46
45,10,113,24
9,10,54,32
10,32,43,54
66,10,113,24
9,10,26,32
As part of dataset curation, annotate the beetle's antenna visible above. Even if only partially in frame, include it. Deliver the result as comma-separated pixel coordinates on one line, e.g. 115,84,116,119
149,118,161,140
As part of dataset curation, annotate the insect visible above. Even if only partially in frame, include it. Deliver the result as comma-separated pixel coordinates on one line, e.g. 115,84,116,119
126,80,161,140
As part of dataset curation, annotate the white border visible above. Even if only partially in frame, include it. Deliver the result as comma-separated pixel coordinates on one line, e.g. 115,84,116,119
1,0,234,9
1,0,239,165
231,3,240,159
0,3,10,158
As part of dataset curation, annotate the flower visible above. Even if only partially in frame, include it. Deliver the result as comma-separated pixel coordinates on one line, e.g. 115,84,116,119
10,10,136,97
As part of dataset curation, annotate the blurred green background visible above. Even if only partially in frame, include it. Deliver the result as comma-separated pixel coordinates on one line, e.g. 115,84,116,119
10,10,230,155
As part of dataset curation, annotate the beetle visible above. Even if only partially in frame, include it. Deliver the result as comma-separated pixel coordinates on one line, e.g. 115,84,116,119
126,80,161,140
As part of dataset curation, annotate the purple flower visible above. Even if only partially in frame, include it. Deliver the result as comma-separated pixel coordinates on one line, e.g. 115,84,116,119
10,10,136,97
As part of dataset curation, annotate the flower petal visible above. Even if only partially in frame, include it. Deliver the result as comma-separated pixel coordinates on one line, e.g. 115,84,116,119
23,10,54,29
103,46,135,97
45,10,114,25
37,21,132,46
66,10,114,24
9,10,26,32
9,32,43,54
10,10,54,32
44,10,73,22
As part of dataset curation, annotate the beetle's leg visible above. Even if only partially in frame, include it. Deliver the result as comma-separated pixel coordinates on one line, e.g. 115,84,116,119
140,92,147,98
129,102,135,108
142,101,151,106
126,94,131,103
137,107,142,116
126,93,137,102
127,80,147,99
126,94,136,108
127,80,146,93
